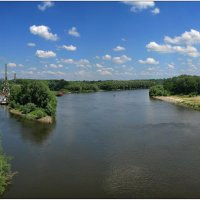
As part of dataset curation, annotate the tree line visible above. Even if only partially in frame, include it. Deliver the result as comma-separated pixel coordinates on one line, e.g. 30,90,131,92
149,75,200,96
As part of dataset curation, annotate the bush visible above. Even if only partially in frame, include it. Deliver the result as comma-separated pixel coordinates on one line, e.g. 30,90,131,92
20,103,36,114
149,85,170,97
0,142,12,195
26,108,47,120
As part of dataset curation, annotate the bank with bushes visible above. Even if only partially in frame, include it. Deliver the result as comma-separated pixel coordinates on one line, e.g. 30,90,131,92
8,81,57,123
149,75,200,111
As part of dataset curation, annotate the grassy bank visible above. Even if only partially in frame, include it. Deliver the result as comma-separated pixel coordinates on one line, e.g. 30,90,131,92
153,95,200,111
0,142,14,195
9,108,53,124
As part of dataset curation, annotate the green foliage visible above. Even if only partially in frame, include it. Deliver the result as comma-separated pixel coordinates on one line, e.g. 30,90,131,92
0,142,12,195
163,75,200,95
46,79,163,93
149,85,170,97
8,80,57,119
20,103,36,114
26,108,47,120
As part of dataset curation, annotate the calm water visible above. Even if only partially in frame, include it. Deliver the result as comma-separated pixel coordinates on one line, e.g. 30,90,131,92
1,89,200,198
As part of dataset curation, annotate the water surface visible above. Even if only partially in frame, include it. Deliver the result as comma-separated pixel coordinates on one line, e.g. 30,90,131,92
1,90,200,198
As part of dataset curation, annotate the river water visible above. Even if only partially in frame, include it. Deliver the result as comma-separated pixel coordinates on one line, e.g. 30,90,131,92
1,89,200,198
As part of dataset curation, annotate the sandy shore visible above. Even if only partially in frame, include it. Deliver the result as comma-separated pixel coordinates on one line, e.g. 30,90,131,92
153,95,200,111
9,109,53,124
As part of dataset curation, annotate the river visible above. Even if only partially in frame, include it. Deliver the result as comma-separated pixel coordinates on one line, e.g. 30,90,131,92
1,89,200,198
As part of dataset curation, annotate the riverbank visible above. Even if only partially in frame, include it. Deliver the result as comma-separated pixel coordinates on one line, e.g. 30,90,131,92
9,109,53,124
153,95,200,111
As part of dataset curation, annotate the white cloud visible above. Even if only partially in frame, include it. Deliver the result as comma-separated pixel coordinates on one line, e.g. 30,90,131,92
68,27,80,37
102,54,112,60
35,50,56,58
96,63,104,68
38,1,54,11
139,57,159,65
7,63,17,67
123,1,155,12
76,59,90,68
18,64,24,67
61,58,74,64
48,64,63,68
151,7,160,15
61,45,77,51
96,65,114,76
168,63,175,69
112,55,132,64
164,29,200,45
60,58,90,68
113,45,126,51
27,42,36,47
146,42,200,57
30,25,58,41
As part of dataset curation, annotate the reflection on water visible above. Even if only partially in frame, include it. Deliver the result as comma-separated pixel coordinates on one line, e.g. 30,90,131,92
9,113,55,145
2,90,200,198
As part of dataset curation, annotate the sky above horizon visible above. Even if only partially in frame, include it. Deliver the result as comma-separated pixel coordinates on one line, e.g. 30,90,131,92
1,1,200,80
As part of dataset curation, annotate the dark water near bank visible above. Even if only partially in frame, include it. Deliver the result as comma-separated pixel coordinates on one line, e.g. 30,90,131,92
1,89,200,198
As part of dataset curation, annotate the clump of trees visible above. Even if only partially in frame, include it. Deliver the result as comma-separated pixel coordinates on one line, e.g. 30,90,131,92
149,75,200,96
149,85,169,97
9,81,57,120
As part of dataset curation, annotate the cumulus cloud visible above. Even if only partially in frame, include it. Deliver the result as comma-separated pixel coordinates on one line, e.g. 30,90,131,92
151,7,160,15
96,63,104,68
30,25,58,41
102,54,112,60
164,29,200,45
68,27,80,37
48,64,63,68
113,45,126,51
60,58,91,68
95,63,114,75
35,50,56,58
146,41,200,57
61,45,77,51
38,1,54,11
7,63,17,67
76,59,90,68
27,42,36,47
123,1,154,11
60,58,74,64
97,68,113,76
168,63,175,69
139,57,159,65
112,55,132,64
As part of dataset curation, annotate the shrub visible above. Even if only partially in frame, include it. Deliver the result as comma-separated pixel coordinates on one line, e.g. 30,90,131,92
20,103,36,114
27,108,47,119
149,85,170,97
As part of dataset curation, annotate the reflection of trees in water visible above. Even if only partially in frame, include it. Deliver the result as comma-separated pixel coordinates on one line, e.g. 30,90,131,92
9,113,56,145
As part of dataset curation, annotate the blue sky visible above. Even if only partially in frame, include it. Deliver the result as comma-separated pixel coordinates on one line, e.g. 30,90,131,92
1,1,200,80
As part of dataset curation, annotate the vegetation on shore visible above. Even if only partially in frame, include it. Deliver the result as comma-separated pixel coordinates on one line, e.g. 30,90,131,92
9,79,163,94
149,75,200,110
0,141,14,195
8,81,57,122
149,75,200,97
